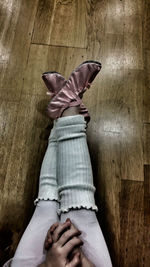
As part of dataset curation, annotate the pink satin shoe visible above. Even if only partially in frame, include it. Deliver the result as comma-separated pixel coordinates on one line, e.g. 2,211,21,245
42,71,66,98
66,60,102,98
47,84,82,119
42,72,91,122
44,60,102,120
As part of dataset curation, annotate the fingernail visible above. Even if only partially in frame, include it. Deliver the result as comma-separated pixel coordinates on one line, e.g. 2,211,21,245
76,252,80,258
66,221,71,226
66,218,71,222
48,237,52,243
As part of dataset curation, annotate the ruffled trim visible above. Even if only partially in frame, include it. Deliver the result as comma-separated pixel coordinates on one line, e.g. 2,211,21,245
57,204,98,216
34,197,60,206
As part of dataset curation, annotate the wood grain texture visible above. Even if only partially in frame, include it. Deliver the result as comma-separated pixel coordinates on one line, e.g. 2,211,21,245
95,131,121,267
0,0,38,101
0,0,22,85
22,44,49,95
119,180,144,267
0,95,50,265
0,0,149,266
32,0,87,48
143,1,150,123
144,2,150,51
50,0,87,48
106,0,124,35
144,165,150,266
143,50,150,123
124,14,143,70
143,123,150,165
32,0,55,44
22,44,88,95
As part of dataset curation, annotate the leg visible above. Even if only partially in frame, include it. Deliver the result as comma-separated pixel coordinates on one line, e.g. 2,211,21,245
11,200,59,267
55,110,112,267
61,210,112,267
11,127,59,267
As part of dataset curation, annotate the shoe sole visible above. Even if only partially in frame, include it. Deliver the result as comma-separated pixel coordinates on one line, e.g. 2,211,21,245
42,60,101,96
74,60,102,92
77,60,102,69
42,71,62,76
71,60,102,86
42,60,102,76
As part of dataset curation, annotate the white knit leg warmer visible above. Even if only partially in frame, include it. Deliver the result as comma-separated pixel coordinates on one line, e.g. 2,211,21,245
54,115,98,215
34,127,59,205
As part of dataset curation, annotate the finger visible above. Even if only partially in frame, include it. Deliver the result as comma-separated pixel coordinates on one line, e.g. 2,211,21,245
66,219,81,233
58,228,82,247
63,237,83,257
44,229,53,250
66,218,71,223
52,221,71,242
44,239,52,250
47,229,53,241
67,247,80,262
67,252,81,267
44,221,59,250
50,222,59,233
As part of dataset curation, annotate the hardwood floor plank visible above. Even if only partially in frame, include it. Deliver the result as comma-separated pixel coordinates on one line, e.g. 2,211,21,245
50,0,87,48
119,180,144,267
0,0,22,85
144,165,150,266
86,0,107,59
22,44,49,95
143,1,150,123
143,51,150,123
22,44,87,95
120,121,143,181
123,69,143,122
0,0,149,265
0,101,19,192
0,0,38,101
85,33,124,116
90,131,121,267
124,0,143,16
32,0,55,44
106,0,124,34
143,123,150,164
144,3,150,51
0,94,50,264
124,0,143,70
95,69,143,123
91,69,143,181
48,47,87,79
124,15,143,70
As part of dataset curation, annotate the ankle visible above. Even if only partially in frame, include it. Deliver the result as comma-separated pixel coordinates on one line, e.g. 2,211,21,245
61,106,80,117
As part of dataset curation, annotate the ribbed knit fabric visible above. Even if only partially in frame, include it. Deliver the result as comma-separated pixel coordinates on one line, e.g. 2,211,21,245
54,115,98,215
34,127,59,205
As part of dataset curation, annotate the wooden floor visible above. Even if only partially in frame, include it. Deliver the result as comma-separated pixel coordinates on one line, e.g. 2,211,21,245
0,0,150,266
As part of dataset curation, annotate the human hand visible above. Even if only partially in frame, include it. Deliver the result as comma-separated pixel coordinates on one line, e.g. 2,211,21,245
44,218,83,267
44,218,95,267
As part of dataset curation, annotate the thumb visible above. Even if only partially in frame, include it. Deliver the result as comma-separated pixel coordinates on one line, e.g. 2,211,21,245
67,252,81,267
